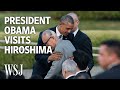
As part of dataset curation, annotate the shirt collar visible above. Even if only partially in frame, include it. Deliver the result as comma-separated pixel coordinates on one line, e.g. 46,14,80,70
65,74,75,79
107,61,120,70
56,26,62,37
75,70,87,75
73,27,79,37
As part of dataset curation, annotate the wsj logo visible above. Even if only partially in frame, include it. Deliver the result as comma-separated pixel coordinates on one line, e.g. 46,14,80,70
4,64,23,76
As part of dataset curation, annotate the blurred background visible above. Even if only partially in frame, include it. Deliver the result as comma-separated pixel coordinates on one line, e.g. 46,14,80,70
0,11,120,72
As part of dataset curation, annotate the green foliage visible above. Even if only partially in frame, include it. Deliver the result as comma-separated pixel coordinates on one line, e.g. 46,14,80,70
49,11,120,20
0,49,35,70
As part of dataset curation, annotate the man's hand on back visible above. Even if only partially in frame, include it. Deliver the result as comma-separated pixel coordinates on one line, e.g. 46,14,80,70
48,52,63,62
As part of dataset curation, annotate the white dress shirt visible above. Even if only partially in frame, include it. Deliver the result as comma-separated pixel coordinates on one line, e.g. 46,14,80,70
56,26,63,39
73,28,79,37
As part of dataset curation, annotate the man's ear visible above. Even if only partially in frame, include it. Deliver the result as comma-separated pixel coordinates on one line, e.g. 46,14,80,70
111,53,118,61
77,20,80,25
62,69,66,77
64,70,67,76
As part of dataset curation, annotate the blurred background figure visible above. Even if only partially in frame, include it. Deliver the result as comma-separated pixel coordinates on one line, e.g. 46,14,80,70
73,50,90,79
94,40,120,79
62,59,77,79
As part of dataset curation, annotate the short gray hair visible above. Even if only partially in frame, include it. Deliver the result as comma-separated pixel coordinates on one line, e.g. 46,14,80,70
67,12,79,21
42,30,58,39
62,59,77,73
60,15,74,25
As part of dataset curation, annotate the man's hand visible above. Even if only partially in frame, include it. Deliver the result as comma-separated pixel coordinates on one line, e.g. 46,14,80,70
48,52,63,61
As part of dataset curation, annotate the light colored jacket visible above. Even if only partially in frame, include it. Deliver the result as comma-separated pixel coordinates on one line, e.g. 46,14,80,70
44,39,76,79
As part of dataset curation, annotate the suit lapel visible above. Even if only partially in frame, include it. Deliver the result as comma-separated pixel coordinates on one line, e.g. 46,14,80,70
73,30,81,43
74,30,81,39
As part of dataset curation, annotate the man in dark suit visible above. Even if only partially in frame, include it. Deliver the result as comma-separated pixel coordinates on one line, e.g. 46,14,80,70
94,40,120,79
31,15,74,78
67,13,94,77
62,59,77,79
73,50,90,79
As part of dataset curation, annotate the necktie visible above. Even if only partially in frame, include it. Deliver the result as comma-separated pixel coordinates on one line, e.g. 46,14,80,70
68,32,74,42
59,35,63,39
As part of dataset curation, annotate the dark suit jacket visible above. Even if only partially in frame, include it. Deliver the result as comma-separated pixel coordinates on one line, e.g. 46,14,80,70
67,76,75,79
70,30,94,72
94,64,120,79
75,71,90,79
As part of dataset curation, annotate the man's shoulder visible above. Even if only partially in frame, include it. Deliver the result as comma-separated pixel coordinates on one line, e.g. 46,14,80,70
55,40,75,51
75,72,90,79
74,30,92,46
94,71,108,79
78,30,90,40
61,40,71,43
67,76,75,79
76,72,89,76
48,26,56,31
94,66,120,79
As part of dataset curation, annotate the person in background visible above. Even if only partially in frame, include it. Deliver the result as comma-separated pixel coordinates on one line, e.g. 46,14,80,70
94,40,120,79
62,59,77,79
73,50,90,79
67,12,94,77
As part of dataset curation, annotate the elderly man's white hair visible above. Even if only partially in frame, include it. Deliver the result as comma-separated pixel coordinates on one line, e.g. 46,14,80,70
42,30,58,39
67,12,79,21
62,59,77,73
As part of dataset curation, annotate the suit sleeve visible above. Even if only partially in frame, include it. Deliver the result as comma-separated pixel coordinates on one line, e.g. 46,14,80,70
80,37,94,71
35,32,50,64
